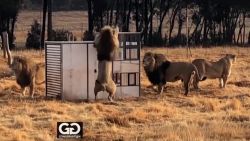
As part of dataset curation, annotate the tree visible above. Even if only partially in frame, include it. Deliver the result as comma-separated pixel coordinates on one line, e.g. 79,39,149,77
47,0,53,41
0,0,21,49
41,0,47,48
85,0,250,46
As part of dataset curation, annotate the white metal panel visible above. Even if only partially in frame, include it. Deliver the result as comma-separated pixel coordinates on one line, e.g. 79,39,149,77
62,44,88,100
46,44,62,97
88,45,110,100
116,86,140,97
113,60,139,73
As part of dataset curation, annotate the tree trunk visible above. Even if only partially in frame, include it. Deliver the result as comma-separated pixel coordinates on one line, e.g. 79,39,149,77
115,0,120,25
106,10,110,25
157,6,168,36
242,12,246,45
237,14,243,45
2,32,12,65
41,0,47,48
109,3,114,25
100,12,103,28
143,0,148,43
177,10,183,38
168,6,178,43
87,0,93,32
47,0,53,41
10,18,16,50
135,0,139,32
203,18,208,45
125,0,132,31
148,0,153,45
121,0,127,31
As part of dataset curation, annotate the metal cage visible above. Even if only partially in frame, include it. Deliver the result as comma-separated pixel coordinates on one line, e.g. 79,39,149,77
45,32,141,100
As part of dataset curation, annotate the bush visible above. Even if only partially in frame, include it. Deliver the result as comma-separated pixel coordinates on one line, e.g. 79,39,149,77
82,30,94,41
25,20,41,49
51,29,76,41
169,34,187,46
146,32,166,46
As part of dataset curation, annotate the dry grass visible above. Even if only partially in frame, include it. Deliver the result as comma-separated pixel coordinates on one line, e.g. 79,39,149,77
0,47,249,140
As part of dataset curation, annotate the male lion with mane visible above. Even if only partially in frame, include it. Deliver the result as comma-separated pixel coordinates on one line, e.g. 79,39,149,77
143,52,205,95
94,26,119,101
192,54,236,89
10,56,45,98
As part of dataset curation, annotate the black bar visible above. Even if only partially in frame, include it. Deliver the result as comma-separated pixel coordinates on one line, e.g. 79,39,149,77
127,73,130,86
120,73,122,86
87,43,89,100
138,33,141,96
60,44,63,99
45,43,47,97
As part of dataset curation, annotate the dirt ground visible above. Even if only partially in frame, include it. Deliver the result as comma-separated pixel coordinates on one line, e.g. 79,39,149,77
0,47,249,141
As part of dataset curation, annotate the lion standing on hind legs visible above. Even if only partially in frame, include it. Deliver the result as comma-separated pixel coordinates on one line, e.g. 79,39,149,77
94,26,119,102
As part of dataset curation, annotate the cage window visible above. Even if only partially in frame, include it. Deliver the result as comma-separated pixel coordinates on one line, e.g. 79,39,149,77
136,73,140,86
125,49,130,60
121,73,128,86
131,42,137,46
130,49,138,59
128,73,136,86
114,48,123,60
113,73,121,86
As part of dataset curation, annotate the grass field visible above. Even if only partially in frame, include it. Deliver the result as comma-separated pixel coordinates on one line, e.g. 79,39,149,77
15,10,88,43
0,47,249,141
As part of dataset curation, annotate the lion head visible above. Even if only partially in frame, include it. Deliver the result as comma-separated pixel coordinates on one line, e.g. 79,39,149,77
143,52,167,72
225,54,236,63
94,26,119,61
10,56,28,74
143,52,156,72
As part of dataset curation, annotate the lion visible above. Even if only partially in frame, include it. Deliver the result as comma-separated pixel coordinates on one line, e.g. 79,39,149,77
10,56,45,98
192,54,236,89
142,52,167,86
143,52,205,95
94,26,119,101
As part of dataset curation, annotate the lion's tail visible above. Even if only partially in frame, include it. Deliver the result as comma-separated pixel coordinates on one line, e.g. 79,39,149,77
193,65,207,81
36,81,45,85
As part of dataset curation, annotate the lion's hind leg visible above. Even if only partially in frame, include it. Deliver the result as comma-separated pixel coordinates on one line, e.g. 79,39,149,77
94,80,106,100
106,80,116,102
219,78,224,88
157,83,165,95
189,71,195,88
21,87,27,96
183,71,194,96
29,77,36,98
193,74,200,90
222,75,228,88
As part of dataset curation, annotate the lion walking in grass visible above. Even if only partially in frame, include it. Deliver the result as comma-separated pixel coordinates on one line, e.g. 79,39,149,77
10,56,45,98
94,26,119,101
192,54,236,89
